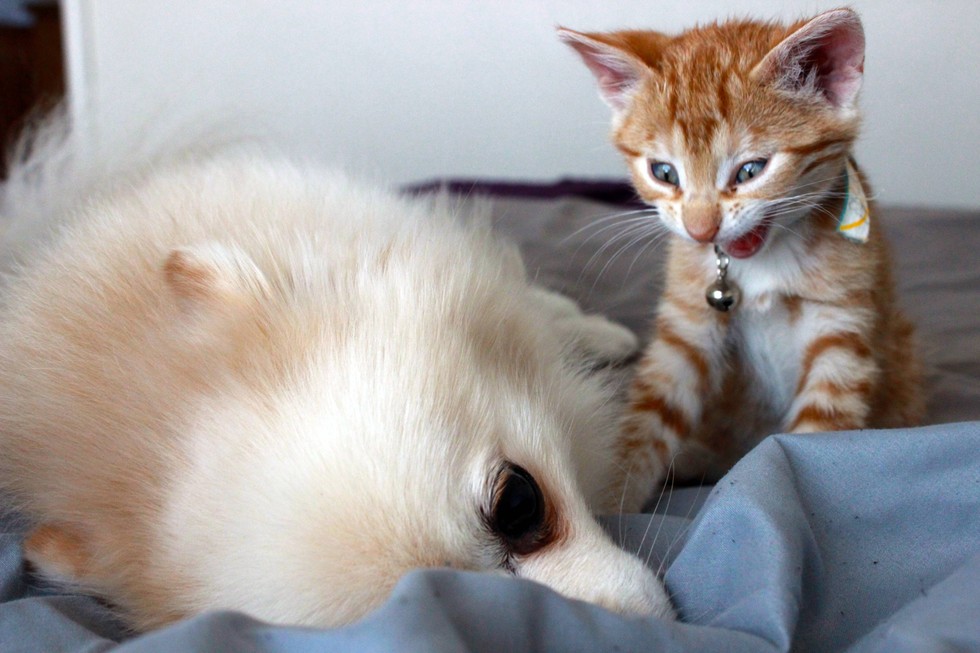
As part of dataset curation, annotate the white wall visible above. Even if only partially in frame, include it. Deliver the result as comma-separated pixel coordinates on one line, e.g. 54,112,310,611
63,0,980,208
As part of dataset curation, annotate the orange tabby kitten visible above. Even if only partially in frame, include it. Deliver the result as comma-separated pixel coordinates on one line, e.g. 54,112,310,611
560,9,923,508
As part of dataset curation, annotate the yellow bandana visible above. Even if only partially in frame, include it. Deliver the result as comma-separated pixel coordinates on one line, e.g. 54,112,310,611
837,160,870,243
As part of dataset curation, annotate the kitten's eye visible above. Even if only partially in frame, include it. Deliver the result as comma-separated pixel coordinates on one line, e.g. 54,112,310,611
734,159,768,185
491,465,544,551
650,161,680,187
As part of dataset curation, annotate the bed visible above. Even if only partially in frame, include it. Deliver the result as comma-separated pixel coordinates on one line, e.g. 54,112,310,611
1,179,978,652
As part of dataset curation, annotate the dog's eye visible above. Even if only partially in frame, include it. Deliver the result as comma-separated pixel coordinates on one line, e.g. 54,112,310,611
491,465,544,551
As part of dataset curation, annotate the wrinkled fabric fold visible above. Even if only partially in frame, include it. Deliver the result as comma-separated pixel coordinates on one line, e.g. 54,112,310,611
3,422,979,652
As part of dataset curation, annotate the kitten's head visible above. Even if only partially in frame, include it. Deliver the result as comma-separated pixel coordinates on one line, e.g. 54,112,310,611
560,9,865,258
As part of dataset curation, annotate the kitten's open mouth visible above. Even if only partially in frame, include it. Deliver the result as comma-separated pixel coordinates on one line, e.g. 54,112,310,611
722,221,771,259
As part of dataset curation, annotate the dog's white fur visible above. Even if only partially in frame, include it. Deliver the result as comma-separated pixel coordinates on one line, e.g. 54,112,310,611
0,120,672,629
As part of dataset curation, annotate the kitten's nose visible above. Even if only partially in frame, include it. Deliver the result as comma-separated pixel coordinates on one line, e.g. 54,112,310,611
685,222,719,242
683,204,721,243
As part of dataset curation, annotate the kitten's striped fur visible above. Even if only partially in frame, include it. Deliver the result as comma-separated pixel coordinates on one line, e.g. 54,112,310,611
561,9,923,508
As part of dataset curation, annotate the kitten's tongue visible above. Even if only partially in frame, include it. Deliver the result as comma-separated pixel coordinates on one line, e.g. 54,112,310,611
724,222,771,259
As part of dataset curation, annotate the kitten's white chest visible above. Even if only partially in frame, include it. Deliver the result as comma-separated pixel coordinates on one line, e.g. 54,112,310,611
731,299,800,420
724,240,810,426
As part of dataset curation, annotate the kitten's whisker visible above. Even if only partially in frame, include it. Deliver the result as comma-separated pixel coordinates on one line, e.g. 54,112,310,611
762,190,847,212
592,224,666,288
577,220,661,283
560,215,628,244
790,173,847,193
767,222,808,241
560,208,659,245
581,224,648,276
580,216,659,249
626,230,669,279
582,219,657,272
567,214,659,259
562,210,660,268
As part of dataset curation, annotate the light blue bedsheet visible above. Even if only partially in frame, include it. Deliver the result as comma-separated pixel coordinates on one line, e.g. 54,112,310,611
3,421,978,652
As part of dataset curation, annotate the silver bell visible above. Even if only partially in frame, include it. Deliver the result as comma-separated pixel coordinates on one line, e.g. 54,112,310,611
706,279,739,312
705,245,739,312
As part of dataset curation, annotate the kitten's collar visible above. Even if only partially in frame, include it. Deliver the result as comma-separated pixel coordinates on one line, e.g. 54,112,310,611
837,161,870,243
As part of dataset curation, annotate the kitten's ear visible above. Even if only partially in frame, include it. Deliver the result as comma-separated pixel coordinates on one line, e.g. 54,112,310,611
752,8,865,110
558,27,651,113
164,242,269,313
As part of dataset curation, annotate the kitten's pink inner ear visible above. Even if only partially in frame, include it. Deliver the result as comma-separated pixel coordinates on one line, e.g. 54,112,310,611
558,28,646,111
752,8,865,109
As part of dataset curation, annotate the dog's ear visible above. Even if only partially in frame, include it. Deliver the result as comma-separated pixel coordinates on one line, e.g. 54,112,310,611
23,523,95,587
164,242,269,314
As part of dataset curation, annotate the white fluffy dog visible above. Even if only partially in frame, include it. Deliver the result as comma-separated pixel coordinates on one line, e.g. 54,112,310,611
0,119,673,630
